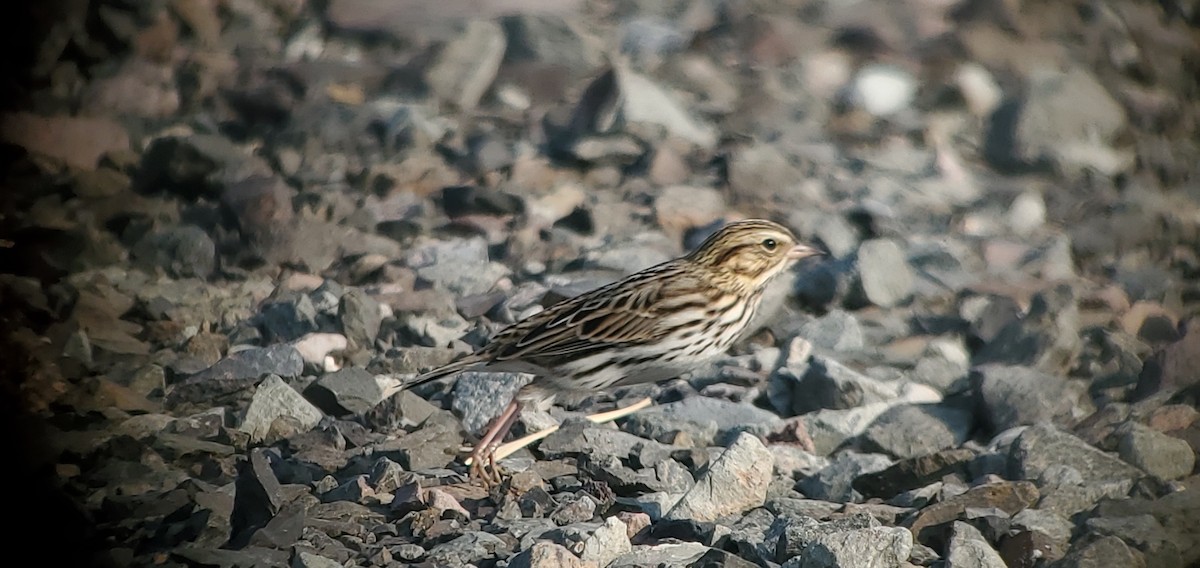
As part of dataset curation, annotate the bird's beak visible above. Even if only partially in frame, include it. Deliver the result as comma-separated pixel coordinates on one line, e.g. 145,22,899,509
787,243,826,260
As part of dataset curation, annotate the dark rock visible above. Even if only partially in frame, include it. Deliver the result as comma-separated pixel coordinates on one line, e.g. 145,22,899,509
779,355,899,416
305,367,387,416
798,452,892,502
172,345,305,405
550,493,597,526
1085,482,1200,566
859,403,973,459
975,365,1074,433
908,481,1039,543
229,449,283,548
973,285,1081,374
1135,322,1200,401
373,423,462,471
775,514,913,568
173,545,290,567
539,421,678,463
258,297,319,343
853,448,976,499
339,289,382,349
131,225,217,279
1055,535,1146,568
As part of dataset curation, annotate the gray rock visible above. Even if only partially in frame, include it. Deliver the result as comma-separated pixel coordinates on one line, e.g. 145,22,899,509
452,371,533,437
540,421,678,463
425,531,509,567
778,522,913,567
609,542,713,568
131,225,217,279
860,403,973,459
987,68,1130,176
975,365,1073,433
502,14,596,71
799,310,865,353
292,551,343,568
259,296,319,342
772,445,831,479
665,433,774,522
946,521,1006,568
853,448,976,500
851,64,917,117
1009,424,1142,515
624,397,782,447
587,454,694,495
374,422,463,471
404,312,471,347
911,336,972,393
181,344,304,388
551,493,597,526
338,289,381,348
239,375,323,443
974,285,1081,374
230,449,283,548
615,65,717,148
406,237,510,296
1117,422,1195,480
426,20,505,110
797,452,893,502
856,238,914,308
580,516,631,566
802,403,896,456
306,367,387,416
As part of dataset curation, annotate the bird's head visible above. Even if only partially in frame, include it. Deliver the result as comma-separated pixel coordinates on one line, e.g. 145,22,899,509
688,219,824,290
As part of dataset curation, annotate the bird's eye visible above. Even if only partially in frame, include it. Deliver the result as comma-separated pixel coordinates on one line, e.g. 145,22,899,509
761,238,778,251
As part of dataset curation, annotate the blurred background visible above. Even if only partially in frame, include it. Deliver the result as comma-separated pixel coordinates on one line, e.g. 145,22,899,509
0,0,1197,566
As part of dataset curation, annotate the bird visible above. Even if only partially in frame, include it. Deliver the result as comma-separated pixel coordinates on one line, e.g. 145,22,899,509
385,219,825,485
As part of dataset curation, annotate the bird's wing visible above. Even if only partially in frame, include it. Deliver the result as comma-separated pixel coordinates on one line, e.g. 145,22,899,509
486,264,691,363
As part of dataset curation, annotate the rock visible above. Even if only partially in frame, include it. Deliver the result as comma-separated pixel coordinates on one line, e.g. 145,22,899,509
665,433,774,522
781,355,902,416
183,345,305,386
856,238,914,308
908,481,1038,542
425,531,509,567
946,521,1006,568
426,20,506,110
0,112,131,170
624,397,782,447
339,289,382,348
615,65,717,148
654,185,727,237
777,517,914,568
230,449,283,548
551,493,597,526
771,445,831,479
293,551,344,568
508,541,588,568
1116,422,1195,480
986,67,1131,176
291,333,348,367
799,310,865,353
1135,323,1200,401
374,422,463,470
452,372,533,437
580,516,631,566
1010,423,1143,513
859,403,973,459
403,313,471,347
131,225,217,279
1008,191,1047,236
1056,535,1146,568
540,421,679,463
801,403,896,456
974,285,1082,374
1002,508,1073,566
974,365,1073,433
609,542,712,567
239,375,324,443
853,448,976,500
798,452,893,502
306,367,390,416
406,237,510,296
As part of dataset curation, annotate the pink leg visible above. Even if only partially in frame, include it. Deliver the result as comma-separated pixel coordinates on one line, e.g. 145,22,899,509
469,399,522,486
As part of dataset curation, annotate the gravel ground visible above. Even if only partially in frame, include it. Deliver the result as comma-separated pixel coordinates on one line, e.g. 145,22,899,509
0,1,1198,567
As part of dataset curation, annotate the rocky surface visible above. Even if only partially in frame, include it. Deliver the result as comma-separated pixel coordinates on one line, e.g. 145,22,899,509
1,0,1197,567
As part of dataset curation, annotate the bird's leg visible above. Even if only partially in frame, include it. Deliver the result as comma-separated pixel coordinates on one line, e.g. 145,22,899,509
468,399,523,486
480,397,654,464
